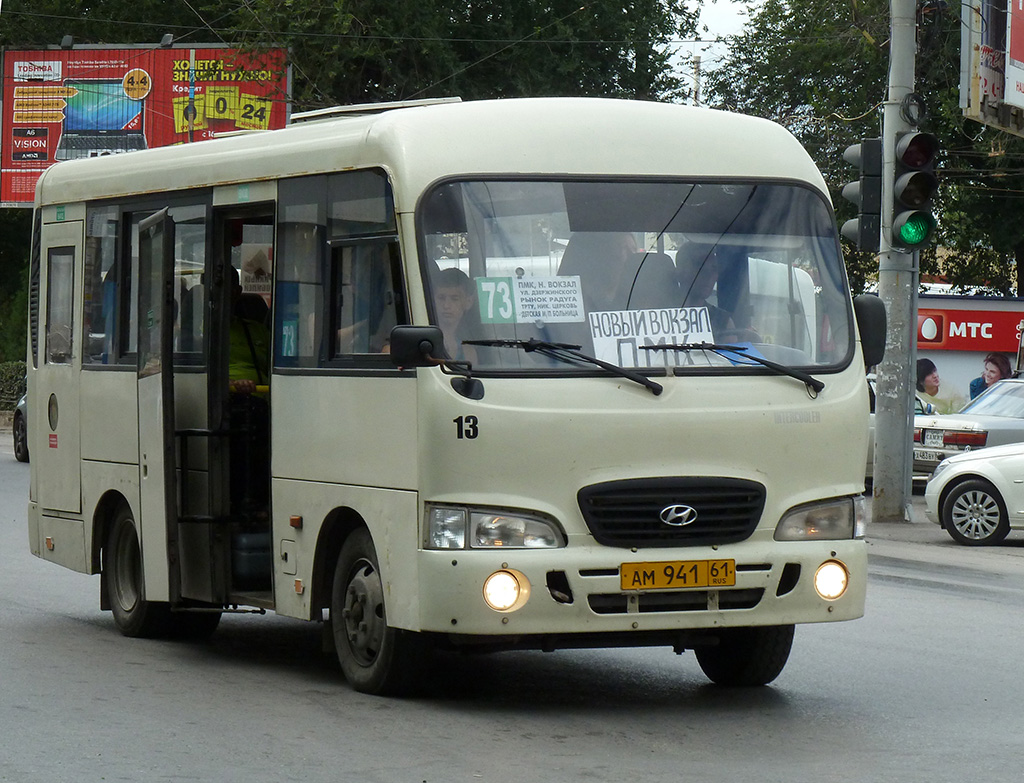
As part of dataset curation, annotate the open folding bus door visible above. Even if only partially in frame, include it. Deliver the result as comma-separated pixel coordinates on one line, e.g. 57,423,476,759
137,208,230,615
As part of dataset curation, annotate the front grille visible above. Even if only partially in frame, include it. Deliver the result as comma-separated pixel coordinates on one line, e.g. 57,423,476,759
577,477,766,548
588,588,764,614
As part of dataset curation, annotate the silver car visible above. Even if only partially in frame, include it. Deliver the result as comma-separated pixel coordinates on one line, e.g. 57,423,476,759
866,376,934,482
12,391,28,463
913,378,1024,477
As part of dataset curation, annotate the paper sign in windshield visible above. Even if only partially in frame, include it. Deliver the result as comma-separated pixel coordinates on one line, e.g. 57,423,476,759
590,307,715,366
477,276,585,324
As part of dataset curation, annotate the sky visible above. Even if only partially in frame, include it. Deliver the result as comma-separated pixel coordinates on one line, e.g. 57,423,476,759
671,0,755,103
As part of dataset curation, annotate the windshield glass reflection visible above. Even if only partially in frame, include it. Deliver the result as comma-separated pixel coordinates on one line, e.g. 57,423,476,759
419,179,852,373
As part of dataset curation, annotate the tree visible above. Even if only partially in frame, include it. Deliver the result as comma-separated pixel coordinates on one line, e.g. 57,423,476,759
0,0,701,358
705,0,1024,295
0,210,31,363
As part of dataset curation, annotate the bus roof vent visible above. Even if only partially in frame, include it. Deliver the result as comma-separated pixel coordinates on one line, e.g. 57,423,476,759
289,97,462,124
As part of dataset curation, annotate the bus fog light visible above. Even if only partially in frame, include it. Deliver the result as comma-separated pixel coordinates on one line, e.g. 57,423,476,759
483,569,531,612
814,560,849,600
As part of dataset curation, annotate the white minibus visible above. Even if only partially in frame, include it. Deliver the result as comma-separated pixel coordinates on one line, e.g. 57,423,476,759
26,97,885,694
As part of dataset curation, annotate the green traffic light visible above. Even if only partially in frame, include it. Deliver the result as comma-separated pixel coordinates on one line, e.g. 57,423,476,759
895,212,934,247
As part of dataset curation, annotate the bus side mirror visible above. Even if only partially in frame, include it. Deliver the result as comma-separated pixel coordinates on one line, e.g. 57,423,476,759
389,325,445,367
853,294,886,368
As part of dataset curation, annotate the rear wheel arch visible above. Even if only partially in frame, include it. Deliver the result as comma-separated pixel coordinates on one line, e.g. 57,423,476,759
92,491,133,574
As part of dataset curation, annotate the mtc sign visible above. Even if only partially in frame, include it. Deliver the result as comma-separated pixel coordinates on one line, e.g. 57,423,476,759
918,307,1024,351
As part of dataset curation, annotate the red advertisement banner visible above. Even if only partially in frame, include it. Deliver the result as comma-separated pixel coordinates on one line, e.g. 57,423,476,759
918,307,1024,351
2,45,289,204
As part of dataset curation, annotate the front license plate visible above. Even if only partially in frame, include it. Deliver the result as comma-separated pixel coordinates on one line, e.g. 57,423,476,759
914,448,944,463
924,429,944,447
620,559,736,591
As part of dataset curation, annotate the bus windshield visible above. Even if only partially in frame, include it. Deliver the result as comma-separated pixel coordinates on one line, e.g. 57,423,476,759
419,179,852,372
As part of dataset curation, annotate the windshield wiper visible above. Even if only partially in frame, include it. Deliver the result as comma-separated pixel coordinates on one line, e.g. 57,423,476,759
465,338,663,396
640,342,825,394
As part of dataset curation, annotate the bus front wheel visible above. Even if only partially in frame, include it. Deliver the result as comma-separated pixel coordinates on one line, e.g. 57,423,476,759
331,528,424,695
105,505,172,638
694,625,794,686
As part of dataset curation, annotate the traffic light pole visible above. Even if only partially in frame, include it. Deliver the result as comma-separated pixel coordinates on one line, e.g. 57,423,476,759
872,0,918,523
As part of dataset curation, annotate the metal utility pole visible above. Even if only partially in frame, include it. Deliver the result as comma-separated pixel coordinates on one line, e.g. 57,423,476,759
872,0,919,523
692,55,702,107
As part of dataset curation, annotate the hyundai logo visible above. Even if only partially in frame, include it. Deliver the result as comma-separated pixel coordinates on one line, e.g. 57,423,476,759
660,504,698,526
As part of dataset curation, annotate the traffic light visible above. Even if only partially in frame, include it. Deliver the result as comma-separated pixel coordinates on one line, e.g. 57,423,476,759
891,131,939,250
840,138,882,252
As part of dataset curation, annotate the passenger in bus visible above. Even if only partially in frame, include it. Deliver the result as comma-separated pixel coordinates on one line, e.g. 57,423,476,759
228,266,270,394
557,232,638,311
432,267,478,363
677,246,736,338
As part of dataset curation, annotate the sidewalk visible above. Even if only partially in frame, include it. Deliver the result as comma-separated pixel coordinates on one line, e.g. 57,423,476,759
864,492,948,545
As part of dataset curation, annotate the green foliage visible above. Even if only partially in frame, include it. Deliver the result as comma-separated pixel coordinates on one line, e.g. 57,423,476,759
0,211,31,363
0,1,699,357
0,360,26,411
0,1,700,108
706,0,1024,294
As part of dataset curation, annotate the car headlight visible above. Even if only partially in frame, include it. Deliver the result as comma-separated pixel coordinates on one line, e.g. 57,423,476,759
774,497,863,541
425,505,566,550
929,459,951,483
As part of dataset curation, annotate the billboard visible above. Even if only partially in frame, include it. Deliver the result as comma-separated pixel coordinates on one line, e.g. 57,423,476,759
2,45,290,205
959,0,1024,133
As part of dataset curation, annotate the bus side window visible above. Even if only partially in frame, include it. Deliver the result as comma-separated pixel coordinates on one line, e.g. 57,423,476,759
331,242,400,356
45,247,75,364
275,177,327,369
83,206,118,364
275,168,403,367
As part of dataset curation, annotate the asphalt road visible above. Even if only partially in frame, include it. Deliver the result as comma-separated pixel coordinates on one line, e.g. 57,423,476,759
2,428,1023,782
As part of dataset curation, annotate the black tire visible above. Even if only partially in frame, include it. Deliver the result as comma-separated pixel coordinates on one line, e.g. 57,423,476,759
13,411,28,463
105,505,172,638
941,479,1010,546
695,625,795,686
331,528,425,695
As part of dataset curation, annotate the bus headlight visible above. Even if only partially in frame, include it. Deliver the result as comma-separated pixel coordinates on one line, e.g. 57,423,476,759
425,505,566,550
774,497,863,541
814,560,849,600
483,568,531,612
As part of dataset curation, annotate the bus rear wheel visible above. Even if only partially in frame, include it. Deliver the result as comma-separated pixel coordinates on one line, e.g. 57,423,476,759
331,528,424,695
694,625,794,686
105,505,172,638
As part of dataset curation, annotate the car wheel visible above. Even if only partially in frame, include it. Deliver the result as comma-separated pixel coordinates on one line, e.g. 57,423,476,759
694,625,794,686
331,528,425,695
13,411,28,462
105,504,172,637
941,479,1010,546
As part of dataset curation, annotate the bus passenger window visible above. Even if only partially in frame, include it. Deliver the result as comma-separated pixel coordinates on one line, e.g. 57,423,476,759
45,247,75,364
83,206,118,364
331,243,400,356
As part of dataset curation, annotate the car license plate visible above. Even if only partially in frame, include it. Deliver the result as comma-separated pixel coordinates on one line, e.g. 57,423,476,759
620,559,736,591
924,429,944,447
914,448,944,463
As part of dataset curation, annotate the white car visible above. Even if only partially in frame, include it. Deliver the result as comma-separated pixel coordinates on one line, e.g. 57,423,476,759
924,442,1024,545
